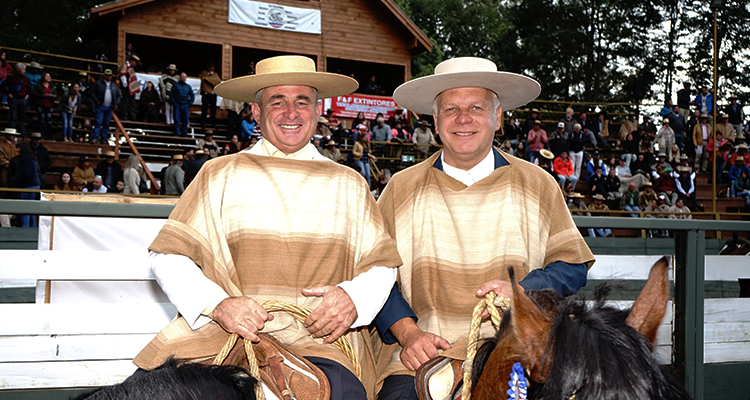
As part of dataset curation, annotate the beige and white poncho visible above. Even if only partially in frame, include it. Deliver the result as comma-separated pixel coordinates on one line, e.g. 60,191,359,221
133,153,402,391
375,151,595,379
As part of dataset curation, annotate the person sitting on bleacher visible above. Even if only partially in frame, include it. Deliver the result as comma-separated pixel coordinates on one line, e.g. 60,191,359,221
197,130,220,159
669,198,692,219
588,194,613,237
655,167,678,206
72,156,95,191
554,150,577,190
585,150,607,180
619,182,641,217
734,169,750,205
603,167,621,200
639,182,658,209
82,175,107,193
589,165,607,197
728,156,750,197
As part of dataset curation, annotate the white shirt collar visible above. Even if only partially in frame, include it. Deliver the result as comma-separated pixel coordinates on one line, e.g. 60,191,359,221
243,138,329,161
440,149,495,187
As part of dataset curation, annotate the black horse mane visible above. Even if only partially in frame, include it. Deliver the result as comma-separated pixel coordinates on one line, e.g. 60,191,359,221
472,284,691,400
71,358,258,400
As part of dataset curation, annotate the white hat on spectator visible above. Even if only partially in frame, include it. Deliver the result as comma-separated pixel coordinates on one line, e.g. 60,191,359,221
393,57,540,114
29,62,43,69
215,55,358,102
29,132,42,139
104,150,116,157
2,128,20,136
167,64,177,71
557,122,565,128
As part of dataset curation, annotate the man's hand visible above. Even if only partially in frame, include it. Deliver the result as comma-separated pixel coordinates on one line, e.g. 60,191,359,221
211,296,273,343
301,286,357,344
476,280,520,319
390,318,450,371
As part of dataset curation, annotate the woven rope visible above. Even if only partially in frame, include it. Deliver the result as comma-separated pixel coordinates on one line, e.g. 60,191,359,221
461,292,507,400
212,299,362,400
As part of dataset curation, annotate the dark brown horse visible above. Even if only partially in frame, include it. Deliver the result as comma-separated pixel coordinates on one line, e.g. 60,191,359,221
470,257,691,400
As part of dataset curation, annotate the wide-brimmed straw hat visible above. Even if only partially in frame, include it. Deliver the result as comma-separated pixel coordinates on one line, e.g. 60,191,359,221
167,64,177,71
1,128,19,136
172,154,184,160
392,57,541,114
539,149,554,160
29,62,43,69
592,194,606,201
29,132,42,139
325,139,336,146
104,150,116,157
214,55,358,102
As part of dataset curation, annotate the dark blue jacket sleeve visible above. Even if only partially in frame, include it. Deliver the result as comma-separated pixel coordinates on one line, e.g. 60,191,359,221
373,261,588,344
373,283,417,344
518,261,588,296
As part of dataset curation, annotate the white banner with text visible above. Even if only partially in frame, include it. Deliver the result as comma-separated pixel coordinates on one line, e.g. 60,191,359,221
228,0,321,35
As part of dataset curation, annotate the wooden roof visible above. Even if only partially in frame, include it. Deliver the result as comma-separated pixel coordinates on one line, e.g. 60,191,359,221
89,0,432,53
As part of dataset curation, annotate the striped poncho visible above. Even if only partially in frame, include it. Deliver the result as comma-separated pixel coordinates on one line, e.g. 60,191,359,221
376,150,594,379
133,153,402,392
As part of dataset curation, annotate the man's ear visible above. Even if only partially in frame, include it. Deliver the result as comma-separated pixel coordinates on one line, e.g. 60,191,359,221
315,100,322,117
251,102,261,122
433,113,439,135
495,105,504,131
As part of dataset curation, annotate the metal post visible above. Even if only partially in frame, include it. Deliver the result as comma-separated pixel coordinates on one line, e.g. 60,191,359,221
712,8,718,214
674,229,706,399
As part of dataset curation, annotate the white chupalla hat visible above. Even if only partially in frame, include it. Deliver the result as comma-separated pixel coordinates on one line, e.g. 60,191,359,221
393,57,541,114
215,55,358,102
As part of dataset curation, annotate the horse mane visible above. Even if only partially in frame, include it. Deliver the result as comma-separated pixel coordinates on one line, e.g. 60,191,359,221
472,284,691,400
73,358,258,400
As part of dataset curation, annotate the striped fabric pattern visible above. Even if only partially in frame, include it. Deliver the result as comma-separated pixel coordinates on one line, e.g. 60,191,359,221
375,150,595,379
134,153,402,392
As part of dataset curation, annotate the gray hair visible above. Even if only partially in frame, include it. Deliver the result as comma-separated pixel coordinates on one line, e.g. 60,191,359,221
431,89,501,119
255,87,319,105
15,63,26,70
124,155,141,170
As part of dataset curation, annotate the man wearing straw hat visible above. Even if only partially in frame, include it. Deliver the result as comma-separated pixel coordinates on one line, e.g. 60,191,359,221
133,55,402,399
163,153,185,195
373,57,594,399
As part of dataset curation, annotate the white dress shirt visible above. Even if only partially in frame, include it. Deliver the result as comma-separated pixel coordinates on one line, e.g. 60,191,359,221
151,139,396,329
440,148,496,187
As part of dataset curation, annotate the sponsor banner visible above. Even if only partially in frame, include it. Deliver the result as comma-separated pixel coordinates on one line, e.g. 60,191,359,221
228,0,322,35
324,94,399,121
134,73,222,107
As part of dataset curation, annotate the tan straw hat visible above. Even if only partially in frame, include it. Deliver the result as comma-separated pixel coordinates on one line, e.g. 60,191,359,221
392,57,541,114
1,128,19,135
539,149,554,160
167,64,177,71
214,55,358,102
172,154,184,160
104,150,116,157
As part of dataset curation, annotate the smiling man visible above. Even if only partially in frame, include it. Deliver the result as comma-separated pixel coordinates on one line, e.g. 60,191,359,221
373,57,595,399
133,56,402,399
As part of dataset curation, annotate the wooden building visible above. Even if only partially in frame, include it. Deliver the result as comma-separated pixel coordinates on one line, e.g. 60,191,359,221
84,0,432,94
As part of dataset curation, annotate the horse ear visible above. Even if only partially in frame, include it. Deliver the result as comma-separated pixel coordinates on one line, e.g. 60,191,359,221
625,256,669,344
508,266,553,381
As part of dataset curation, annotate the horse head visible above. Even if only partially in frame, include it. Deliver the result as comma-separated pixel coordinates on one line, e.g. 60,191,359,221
472,256,690,400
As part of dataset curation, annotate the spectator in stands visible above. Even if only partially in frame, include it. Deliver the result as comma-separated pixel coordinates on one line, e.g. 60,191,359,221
554,150,577,190
515,141,527,160
371,116,391,157
197,130,219,159
31,72,56,139
412,119,435,159
503,115,522,147
668,105,686,150
139,81,161,123
90,69,122,145
527,120,547,164
28,132,50,188
669,198,691,219
114,180,125,193
707,132,729,183
730,143,749,165
76,72,95,114
500,139,514,156
622,132,639,168
353,131,376,186
164,154,185,196
537,149,554,175
568,123,585,178
26,62,42,91
591,110,610,143
588,194,613,237
352,111,368,131
566,192,596,237
171,72,194,137
0,50,12,105
692,86,714,124
521,108,540,137
653,153,670,177
363,75,381,95
615,155,631,178
312,137,324,155
548,122,568,157
240,113,257,141
639,182,657,209
734,169,750,205
620,182,641,217
726,95,744,141
82,175,107,193
728,156,750,197
94,46,109,73
159,64,179,125
1,64,32,136
72,156,95,191
674,166,699,211
58,83,81,142
224,134,241,155
603,168,621,200
655,118,674,156
221,98,244,139
630,153,652,178
122,155,144,195
119,55,140,120
391,120,410,159
618,113,638,141
676,82,692,120
655,167,678,206
54,171,73,191
669,144,681,165
184,149,205,186
95,150,123,191
692,113,711,173
560,107,576,134
684,108,700,158
322,140,343,163
200,63,222,129
589,165,607,197
8,142,40,227
586,150,607,180
0,128,19,191
644,197,669,238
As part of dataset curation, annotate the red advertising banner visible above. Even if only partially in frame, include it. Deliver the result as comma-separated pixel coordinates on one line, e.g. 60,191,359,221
324,94,399,121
